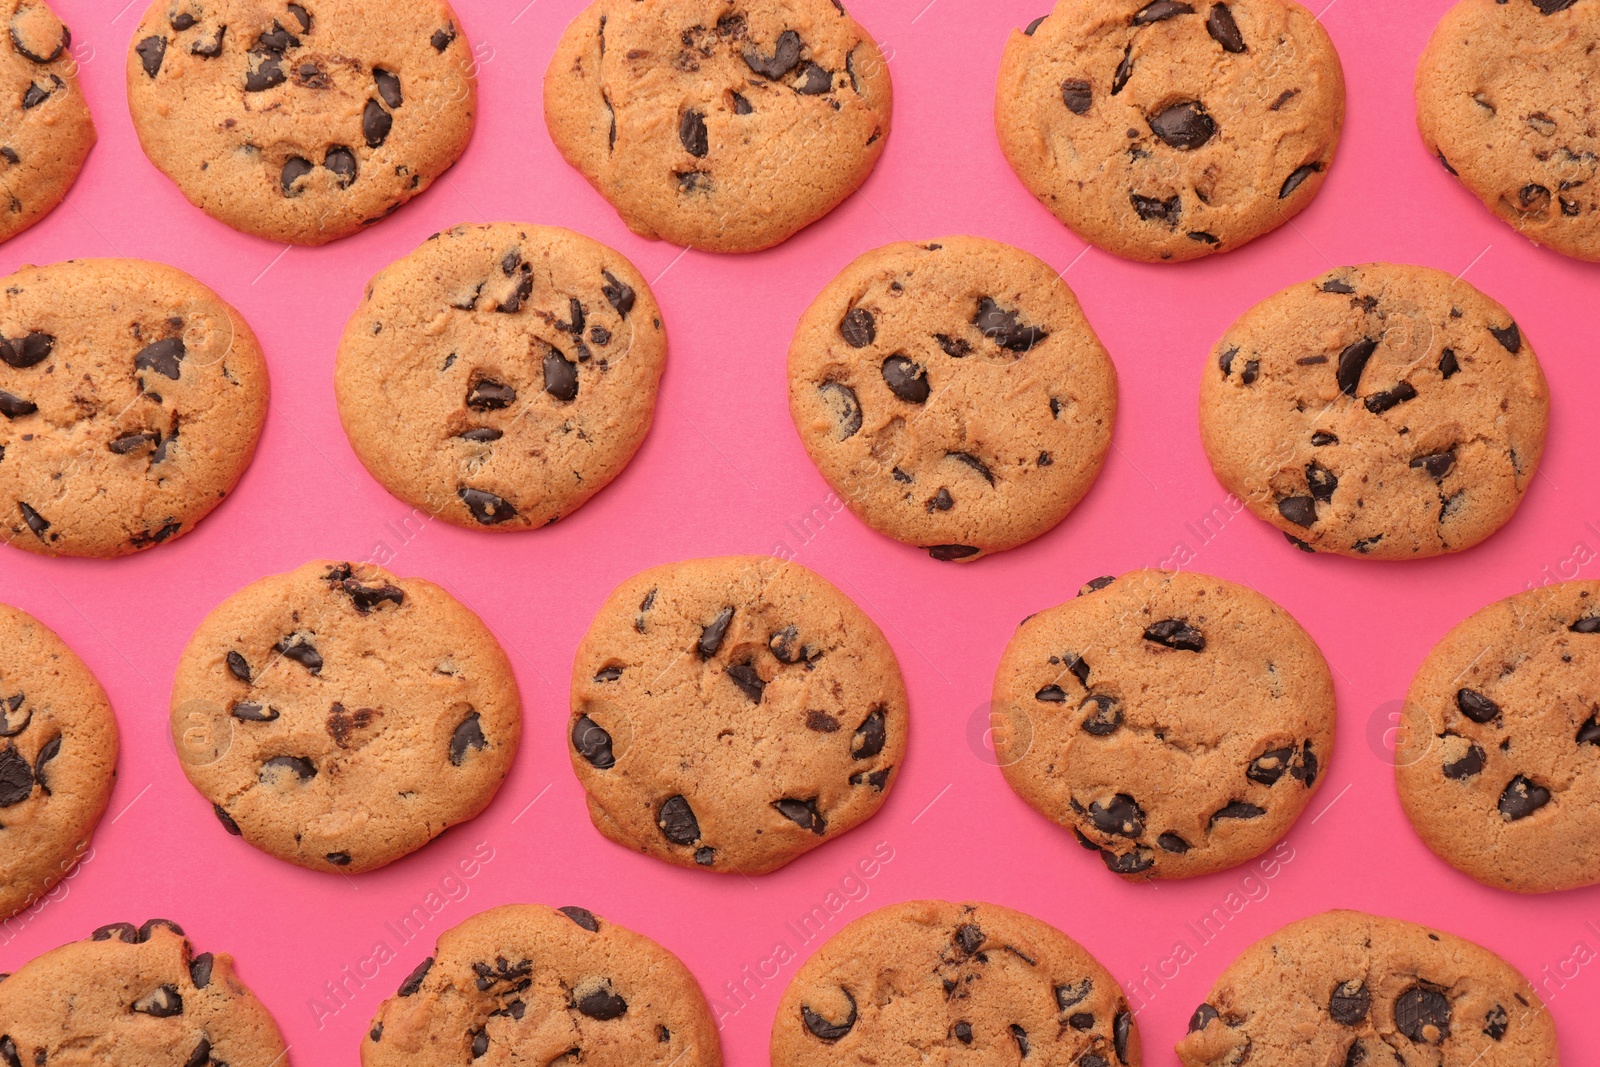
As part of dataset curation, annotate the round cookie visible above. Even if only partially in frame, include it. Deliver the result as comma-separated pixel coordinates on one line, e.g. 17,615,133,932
568,555,907,874
993,569,1335,879
169,559,520,874
544,0,892,253
995,0,1345,263
787,236,1117,562
0,0,95,245
1199,263,1549,559
362,903,721,1066
1396,580,1600,893
1176,911,1557,1066
335,223,667,531
1417,0,1600,263
0,603,117,922
126,0,475,245
0,919,289,1066
771,900,1139,1066
0,258,270,558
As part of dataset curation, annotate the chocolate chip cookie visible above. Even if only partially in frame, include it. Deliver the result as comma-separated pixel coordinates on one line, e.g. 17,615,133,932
771,900,1139,1066
1199,263,1549,559
993,570,1335,879
1417,0,1600,262
1,0,95,246
0,602,117,922
787,236,1118,562
170,560,520,874
0,919,289,1067
544,0,892,252
996,0,1345,262
569,555,907,874
1176,910,1557,1067
335,223,667,531
126,0,476,245
1,258,270,558
1396,580,1600,893
362,903,721,1066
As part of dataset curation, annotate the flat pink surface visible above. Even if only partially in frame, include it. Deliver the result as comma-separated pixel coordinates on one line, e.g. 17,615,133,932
4,0,1600,1062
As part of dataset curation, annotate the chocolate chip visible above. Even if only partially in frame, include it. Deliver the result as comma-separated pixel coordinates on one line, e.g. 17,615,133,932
658,795,700,845
1438,347,1460,379
1278,496,1317,527
135,337,186,380
326,851,352,866
839,307,875,347
770,626,817,664
881,354,930,403
1158,832,1190,853
1456,689,1500,723
132,985,183,1017
363,98,393,148
1131,192,1181,224
261,755,316,782
774,797,827,834
743,29,801,80
694,846,716,865
374,68,402,109
1395,986,1450,1043
17,502,48,537
0,331,51,368
285,3,310,31
929,544,980,561
1410,450,1456,479
544,347,579,402
449,712,487,766
190,25,225,56
469,1029,488,1057
1010,1024,1030,1056
1081,694,1122,736
698,607,734,658
1211,801,1266,824
1062,79,1092,114
90,921,138,942
1149,100,1216,150
0,696,28,738
1247,746,1295,785
973,297,1048,351
601,271,636,317
1532,0,1579,11
189,952,214,988
1280,163,1321,198
1489,321,1521,354
1484,1005,1508,1040
397,956,433,996
801,989,856,1041
231,702,278,722
1114,1011,1132,1061
679,108,708,156
952,1021,973,1044
246,54,285,92
466,378,515,410
559,906,600,932
732,92,753,114
1498,775,1550,819
1573,616,1600,634
817,381,862,439
1101,847,1153,874
1578,715,1600,746
1330,981,1371,1024
1036,685,1067,703
1311,432,1338,446
213,804,241,835
1442,737,1485,780
431,26,455,51
324,146,358,188
274,637,321,673
459,487,517,525
576,983,628,1020
0,746,31,806
806,711,839,733
797,63,831,94
1306,461,1337,503
1189,1004,1219,1032
1144,619,1204,651
1133,0,1194,22
1207,3,1245,50
1336,338,1377,395
1365,382,1417,414
1088,793,1143,837
280,155,313,196
137,35,167,76
572,714,616,769
928,488,953,512
1025,15,1047,34
727,662,765,703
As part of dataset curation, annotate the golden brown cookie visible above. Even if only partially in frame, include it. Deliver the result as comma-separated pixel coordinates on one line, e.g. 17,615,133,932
787,236,1117,562
544,0,892,252
0,0,95,245
569,555,907,874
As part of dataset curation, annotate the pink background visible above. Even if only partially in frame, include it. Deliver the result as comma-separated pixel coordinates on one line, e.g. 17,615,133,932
4,0,1599,1062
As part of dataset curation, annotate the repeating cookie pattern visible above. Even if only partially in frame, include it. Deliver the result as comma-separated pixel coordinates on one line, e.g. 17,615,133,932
0,919,290,1067
0,603,118,923
544,0,892,252
787,235,1117,562
993,570,1335,879
1199,263,1549,559
771,900,1139,1066
335,223,667,531
1176,911,1558,1067
995,0,1345,262
169,560,521,874
0,258,270,558
568,555,907,874
1396,580,1600,893
0,0,95,245
362,904,721,1066
125,0,476,245
1417,0,1600,262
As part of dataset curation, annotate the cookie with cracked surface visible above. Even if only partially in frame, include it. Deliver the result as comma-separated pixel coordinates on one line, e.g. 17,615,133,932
0,602,117,922
0,919,289,1067
1417,0,1600,262
996,0,1345,262
787,236,1117,562
170,559,520,873
544,0,892,252
362,903,721,1067
1199,263,1548,559
771,900,1139,1066
335,223,667,531
569,555,907,874
993,569,1335,879
1396,580,1600,893
0,0,95,245
0,258,269,558
1177,911,1557,1067
126,0,475,245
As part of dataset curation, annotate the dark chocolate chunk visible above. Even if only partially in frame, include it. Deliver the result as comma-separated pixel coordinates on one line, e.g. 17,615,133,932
260,755,316,782
136,35,168,77
1062,79,1092,114
1207,3,1245,51
135,337,186,380
1394,986,1450,1043
1280,163,1321,198
1497,775,1550,819
559,906,600,932
458,487,517,526
1278,496,1317,527
397,956,433,996
576,983,628,1020
363,98,393,148
698,607,734,658
973,297,1048,352
801,989,857,1041
1080,694,1121,736
658,794,700,844
1144,619,1204,651
839,307,875,347
1336,338,1377,395
543,347,579,402
1088,793,1144,837
1149,100,1216,150
1456,689,1499,724
774,797,827,835
679,109,708,156
852,707,887,759
449,712,487,766
1133,0,1194,22
881,354,930,403
572,714,616,769
743,30,801,80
